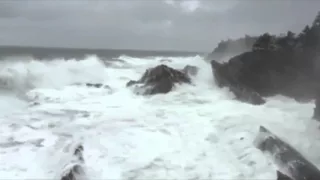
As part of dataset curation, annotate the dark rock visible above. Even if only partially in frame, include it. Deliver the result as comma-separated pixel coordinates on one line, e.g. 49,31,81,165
60,144,85,180
210,60,266,105
126,64,191,95
254,126,320,180
73,83,111,90
181,65,199,76
126,80,138,87
85,83,111,89
74,144,84,163
0,138,44,148
29,102,40,107
277,171,293,180
85,83,103,88
159,59,172,63
210,47,319,103
209,12,320,104
61,165,84,180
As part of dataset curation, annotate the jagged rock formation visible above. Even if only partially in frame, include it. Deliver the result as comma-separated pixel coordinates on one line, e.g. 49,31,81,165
73,82,111,89
210,11,320,104
211,60,266,105
60,144,86,180
277,171,293,180
126,64,191,95
254,126,320,180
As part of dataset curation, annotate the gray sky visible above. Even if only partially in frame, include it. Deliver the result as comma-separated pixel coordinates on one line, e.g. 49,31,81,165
0,0,319,52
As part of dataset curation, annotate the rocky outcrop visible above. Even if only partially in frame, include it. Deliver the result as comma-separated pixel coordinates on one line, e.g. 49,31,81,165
254,126,320,180
277,171,293,180
60,144,86,180
210,46,319,103
210,60,266,105
73,82,111,89
126,64,191,95
220,51,317,98
210,12,320,104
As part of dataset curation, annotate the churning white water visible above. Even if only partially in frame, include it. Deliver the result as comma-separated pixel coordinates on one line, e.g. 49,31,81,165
1,55,320,179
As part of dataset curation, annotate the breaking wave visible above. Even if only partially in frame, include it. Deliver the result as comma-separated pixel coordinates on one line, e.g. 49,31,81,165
0,53,320,180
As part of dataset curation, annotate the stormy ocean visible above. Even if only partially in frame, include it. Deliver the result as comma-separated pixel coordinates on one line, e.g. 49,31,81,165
1,46,320,180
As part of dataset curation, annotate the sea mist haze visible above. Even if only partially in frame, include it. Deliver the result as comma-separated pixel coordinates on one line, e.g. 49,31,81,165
1,0,320,180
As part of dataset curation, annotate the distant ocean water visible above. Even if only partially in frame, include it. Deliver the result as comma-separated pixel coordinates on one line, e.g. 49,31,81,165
0,46,206,60
0,46,319,180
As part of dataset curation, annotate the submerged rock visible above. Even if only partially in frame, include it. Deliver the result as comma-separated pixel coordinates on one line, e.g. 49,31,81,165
181,65,199,76
85,83,111,90
73,83,111,90
159,59,172,63
60,144,86,180
126,80,137,87
126,64,191,95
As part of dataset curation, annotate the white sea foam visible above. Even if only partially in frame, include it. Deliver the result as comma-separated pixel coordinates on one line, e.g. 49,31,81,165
0,55,320,179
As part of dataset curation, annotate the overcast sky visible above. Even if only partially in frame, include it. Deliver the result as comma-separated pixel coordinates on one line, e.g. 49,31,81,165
0,0,319,52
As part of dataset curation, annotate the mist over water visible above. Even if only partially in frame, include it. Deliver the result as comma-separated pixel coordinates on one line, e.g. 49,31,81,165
0,52,320,179
0,46,206,60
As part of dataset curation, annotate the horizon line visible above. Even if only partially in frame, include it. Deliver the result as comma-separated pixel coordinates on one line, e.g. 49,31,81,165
0,45,207,54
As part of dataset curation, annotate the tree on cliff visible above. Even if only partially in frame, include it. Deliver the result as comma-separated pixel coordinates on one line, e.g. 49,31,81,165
274,31,296,51
252,33,277,51
296,12,320,49
208,10,320,61
211,10,320,103
311,11,320,47
312,11,320,27
296,25,311,49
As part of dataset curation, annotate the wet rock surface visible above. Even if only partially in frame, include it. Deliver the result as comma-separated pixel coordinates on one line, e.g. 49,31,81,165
126,64,191,95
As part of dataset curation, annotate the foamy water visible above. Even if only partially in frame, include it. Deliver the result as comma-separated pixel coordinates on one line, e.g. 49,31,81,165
1,55,320,179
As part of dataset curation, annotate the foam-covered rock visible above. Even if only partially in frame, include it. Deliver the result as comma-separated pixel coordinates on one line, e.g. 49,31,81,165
254,126,320,180
73,82,111,90
126,64,191,95
60,144,86,180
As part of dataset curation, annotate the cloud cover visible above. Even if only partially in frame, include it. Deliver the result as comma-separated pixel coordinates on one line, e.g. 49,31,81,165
0,0,319,52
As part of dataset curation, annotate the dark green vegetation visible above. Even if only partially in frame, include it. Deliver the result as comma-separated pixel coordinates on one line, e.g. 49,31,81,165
210,13,320,178
210,11,320,105
208,11,320,61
